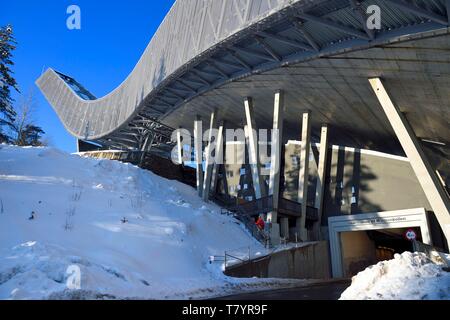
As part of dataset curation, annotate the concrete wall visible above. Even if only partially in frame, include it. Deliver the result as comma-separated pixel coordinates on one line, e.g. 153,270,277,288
281,142,431,222
283,142,318,206
224,241,331,280
340,231,377,277
220,141,271,201
323,146,432,221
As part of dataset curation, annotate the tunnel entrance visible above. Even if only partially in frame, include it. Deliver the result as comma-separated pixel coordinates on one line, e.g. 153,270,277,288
328,208,431,278
340,227,421,277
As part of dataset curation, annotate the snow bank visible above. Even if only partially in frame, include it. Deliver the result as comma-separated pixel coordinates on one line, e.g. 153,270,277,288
0,145,296,300
340,252,450,300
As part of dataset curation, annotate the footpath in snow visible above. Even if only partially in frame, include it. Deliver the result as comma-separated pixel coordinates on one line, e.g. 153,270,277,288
0,145,306,300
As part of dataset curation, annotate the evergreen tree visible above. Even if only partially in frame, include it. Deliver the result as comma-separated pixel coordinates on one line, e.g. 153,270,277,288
0,25,18,143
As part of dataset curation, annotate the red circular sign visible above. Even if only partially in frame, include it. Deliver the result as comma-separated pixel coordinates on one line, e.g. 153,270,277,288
404,229,417,241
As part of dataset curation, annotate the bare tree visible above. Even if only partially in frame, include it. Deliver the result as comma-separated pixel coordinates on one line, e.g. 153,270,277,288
11,89,45,146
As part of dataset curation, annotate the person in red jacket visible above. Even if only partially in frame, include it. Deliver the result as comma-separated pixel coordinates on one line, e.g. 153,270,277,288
255,216,265,230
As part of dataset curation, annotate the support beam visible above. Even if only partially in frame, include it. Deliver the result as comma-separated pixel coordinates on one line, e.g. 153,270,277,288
254,36,282,62
291,19,321,52
280,217,290,239
206,62,229,79
267,90,285,245
369,78,450,248
210,121,225,195
226,50,252,71
297,111,312,242
296,12,371,40
166,86,191,96
190,70,212,86
244,97,266,199
139,132,155,167
384,0,448,26
202,110,218,202
213,58,243,71
313,125,329,240
256,31,314,51
194,116,204,198
176,79,198,94
177,127,183,165
164,90,185,101
231,46,276,62
181,77,207,88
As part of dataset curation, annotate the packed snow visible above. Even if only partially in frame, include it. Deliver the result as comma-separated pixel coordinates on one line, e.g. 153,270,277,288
340,252,450,300
0,145,305,300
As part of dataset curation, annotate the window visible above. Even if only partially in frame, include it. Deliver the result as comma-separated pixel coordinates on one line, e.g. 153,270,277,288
240,168,246,176
243,184,248,190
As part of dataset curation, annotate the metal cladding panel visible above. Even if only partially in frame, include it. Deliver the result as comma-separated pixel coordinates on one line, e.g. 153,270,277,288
36,0,305,139
36,0,450,156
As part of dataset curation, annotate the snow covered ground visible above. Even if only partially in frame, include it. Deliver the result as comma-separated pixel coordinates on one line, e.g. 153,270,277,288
340,252,450,300
0,145,304,300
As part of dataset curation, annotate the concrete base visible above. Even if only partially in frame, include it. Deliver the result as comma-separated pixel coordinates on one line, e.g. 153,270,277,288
224,241,331,280
280,218,289,239
269,223,281,246
295,217,309,241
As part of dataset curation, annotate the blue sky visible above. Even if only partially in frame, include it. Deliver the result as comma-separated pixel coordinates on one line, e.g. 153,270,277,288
2,0,175,152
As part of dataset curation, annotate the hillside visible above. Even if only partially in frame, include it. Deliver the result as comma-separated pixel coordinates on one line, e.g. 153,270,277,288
0,145,296,300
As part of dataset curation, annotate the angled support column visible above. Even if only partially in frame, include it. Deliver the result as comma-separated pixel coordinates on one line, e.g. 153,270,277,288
297,111,311,241
313,125,329,240
244,97,266,199
202,110,218,202
194,116,204,198
139,131,155,167
177,127,184,165
210,121,225,195
369,78,450,248
267,90,285,245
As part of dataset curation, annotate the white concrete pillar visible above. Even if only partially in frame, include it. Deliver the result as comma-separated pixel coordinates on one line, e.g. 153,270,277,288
369,78,450,248
267,90,285,245
297,111,311,241
244,97,266,199
313,125,329,240
210,121,225,195
202,110,217,202
177,127,183,165
194,116,204,198
280,217,289,239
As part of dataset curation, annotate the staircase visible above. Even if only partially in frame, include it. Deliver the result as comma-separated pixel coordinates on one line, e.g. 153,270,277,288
213,194,318,246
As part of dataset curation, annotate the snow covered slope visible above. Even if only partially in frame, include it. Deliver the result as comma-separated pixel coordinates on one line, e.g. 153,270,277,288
340,252,450,300
0,145,291,300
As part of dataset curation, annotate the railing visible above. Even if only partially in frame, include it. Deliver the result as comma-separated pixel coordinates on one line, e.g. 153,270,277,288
229,195,319,221
279,197,318,221
212,194,319,245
